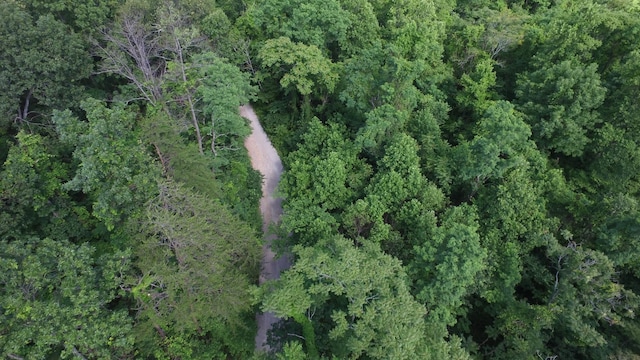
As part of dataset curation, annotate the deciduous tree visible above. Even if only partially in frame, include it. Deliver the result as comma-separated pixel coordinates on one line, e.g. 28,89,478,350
260,235,470,359
0,237,133,359
0,3,91,124
516,59,605,157
53,99,158,230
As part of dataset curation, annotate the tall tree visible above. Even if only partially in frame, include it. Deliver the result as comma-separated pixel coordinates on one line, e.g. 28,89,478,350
195,52,256,156
0,3,91,124
410,204,486,330
241,0,351,52
53,99,158,230
516,59,605,157
260,235,471,359
0,237,133,359
257,37,339,99
545,238,640,358
97,0,165,105
130,180,260,359
280,118,370,245
0,132,68,238
454,101,532,194
18,0,120,34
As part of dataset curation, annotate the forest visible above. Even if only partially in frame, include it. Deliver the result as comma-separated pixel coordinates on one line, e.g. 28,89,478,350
1,0,640,358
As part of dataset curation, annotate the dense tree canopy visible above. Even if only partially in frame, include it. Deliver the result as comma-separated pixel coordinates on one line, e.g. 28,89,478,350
2,0,640,358
0,2,92,124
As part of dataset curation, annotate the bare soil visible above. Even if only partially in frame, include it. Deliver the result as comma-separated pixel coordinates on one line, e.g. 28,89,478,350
240,105,290,352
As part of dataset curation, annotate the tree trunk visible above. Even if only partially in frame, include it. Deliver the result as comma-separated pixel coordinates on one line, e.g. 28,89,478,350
19,89,32,122
175,37,203,154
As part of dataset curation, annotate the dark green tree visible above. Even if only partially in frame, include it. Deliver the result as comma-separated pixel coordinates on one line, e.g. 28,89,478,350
516,59,605,157
0,132,66,238
18,0,120,33
131,180,260,359
0,3,91,124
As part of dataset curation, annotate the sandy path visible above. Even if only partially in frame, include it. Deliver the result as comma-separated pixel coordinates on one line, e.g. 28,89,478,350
240,105,290,352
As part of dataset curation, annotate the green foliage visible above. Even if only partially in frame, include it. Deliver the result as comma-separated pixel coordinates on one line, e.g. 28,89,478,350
141,108,222,196
454,101,532,190
0,3,91,123
3,0,640,358
0,237,134,359
277,341,307,360
528,1,616,64
242,0,351,51
596,194,640,277
356,104,408,153
19,0,121,33
516,59,605,156
407,97,454,191
261,235,469,359
446,6,527,69
410,205,486,329
280,118,370,244
475,165,553,303
131,180,260,359
0,129,103,245
339,42,395,112
196,52,256,155
258,37,340,97
361,132,442,255
0,132,65,235
455,57,497,115
53,99,158,230
546,239,640,357
338,0,381,56
484,300,554,359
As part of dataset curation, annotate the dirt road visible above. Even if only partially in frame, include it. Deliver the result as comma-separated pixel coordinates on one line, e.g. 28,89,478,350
240,105,290,352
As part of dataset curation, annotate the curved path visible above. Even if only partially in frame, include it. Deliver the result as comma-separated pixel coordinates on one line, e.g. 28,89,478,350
240,105,290,352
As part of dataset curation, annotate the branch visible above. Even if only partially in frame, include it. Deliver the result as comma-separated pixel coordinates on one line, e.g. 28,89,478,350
287,333,306,341
153,143,170,176
20,89,32,122
548,254,566,305
71,346,88,360
97,13,163,104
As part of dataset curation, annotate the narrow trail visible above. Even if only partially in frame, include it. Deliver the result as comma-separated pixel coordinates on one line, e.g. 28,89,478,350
240,104,290,352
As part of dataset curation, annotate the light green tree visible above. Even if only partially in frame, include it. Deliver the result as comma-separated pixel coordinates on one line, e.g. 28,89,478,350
280,118,370,245
454,101,532,192
0,237,134,359
53,99,158,230
410,204,486,329
258,37,340,98
241,0,350,50
195,52,256,156
260,235,470,359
